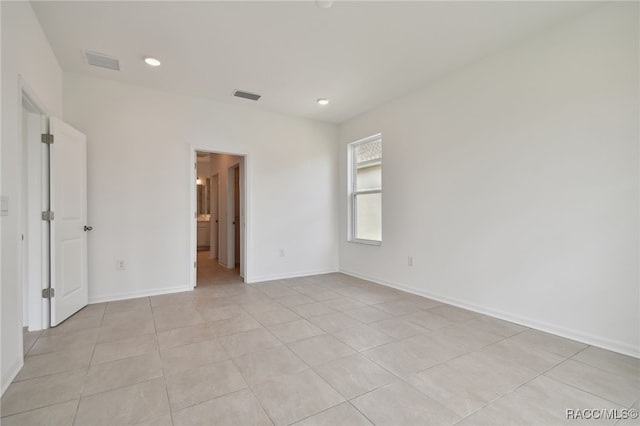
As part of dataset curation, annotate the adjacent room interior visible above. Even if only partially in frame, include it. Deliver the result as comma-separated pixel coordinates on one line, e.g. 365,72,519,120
1,1,638,425
195,151,244,287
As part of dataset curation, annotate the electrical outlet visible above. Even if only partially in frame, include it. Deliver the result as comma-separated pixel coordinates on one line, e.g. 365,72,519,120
279,248,285,257
116,260,125,270
408,256,413,267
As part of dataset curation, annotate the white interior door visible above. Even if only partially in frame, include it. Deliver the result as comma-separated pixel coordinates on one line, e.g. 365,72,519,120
49,117,88,326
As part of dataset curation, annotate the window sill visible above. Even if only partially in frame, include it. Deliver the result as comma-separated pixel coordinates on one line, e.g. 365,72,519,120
348,239,382,246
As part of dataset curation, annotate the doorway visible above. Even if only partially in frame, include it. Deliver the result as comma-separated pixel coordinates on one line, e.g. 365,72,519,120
20,84,90,331
192,150,246,287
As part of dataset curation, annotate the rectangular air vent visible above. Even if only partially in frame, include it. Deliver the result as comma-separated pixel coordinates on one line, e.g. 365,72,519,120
233,90,261,101
84,51,120,71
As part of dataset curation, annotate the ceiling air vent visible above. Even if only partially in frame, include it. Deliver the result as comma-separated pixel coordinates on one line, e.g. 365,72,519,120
233,90,261,101
84,51,120,71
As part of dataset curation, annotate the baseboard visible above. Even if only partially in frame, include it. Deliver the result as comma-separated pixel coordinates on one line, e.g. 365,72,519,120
1,358,24,396
88,285,193,304
246,267,339,284
340,268,639,358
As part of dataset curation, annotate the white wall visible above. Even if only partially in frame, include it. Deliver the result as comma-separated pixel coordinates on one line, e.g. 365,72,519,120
338,4,639,356
1,2,63,394
62,73,338,302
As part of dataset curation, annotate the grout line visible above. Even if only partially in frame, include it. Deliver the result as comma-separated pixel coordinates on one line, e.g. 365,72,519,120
157,331,177,426
7,272,636,426
0,398,80,422
348,400,378,426
11,353,93,384
540,357,636,408
568,349,639,380
213,330,279,425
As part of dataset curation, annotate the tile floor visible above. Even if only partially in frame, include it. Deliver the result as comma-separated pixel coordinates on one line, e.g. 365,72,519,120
1,253,638,425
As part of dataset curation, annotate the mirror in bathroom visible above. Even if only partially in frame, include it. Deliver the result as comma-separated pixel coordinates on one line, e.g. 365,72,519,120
197,177,210,215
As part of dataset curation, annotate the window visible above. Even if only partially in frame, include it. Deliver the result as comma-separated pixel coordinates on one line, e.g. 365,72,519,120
349,134,382,244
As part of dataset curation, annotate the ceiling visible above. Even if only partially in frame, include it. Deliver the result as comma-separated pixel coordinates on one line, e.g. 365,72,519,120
31,1,596,124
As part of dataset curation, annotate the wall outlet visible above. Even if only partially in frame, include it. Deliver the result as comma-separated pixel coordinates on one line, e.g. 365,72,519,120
116,260,125,270
408,256,413,267
279,248,285,257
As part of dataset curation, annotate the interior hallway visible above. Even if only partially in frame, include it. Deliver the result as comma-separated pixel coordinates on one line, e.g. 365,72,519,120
197,251,242,287
1,272,638,425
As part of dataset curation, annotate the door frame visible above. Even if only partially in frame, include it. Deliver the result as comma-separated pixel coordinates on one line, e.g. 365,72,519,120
189,147,249,288
209,173,219,260
20,77,51,331
227,163,240,271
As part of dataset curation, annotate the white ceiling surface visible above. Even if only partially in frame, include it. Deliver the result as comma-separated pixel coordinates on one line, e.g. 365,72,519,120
31,1,595,124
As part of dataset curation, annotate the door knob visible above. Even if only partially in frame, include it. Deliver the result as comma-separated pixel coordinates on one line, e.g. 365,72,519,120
84,226,93,231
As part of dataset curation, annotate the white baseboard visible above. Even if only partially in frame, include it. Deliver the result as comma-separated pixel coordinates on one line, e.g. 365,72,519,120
88,285,193,304
1,358,24,396
340,268,639,358
87,267,339,303
246,267,339,284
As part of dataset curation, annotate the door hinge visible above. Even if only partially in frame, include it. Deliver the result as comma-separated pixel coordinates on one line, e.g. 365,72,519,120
42,288,55,299
194,261,196,268
41,211,55,221
41,133,54,144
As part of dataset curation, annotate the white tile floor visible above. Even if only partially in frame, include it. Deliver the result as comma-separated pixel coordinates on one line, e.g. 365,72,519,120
1,252,638,425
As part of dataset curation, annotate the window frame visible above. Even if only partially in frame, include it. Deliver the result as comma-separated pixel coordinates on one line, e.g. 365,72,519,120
348,133,382,245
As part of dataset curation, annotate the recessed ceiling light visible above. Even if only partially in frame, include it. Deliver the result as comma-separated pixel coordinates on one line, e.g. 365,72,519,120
316,0,333,8
144,57,161,67
317,98,329,106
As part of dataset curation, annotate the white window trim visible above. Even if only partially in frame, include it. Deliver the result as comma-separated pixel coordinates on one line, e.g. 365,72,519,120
348,133,382,246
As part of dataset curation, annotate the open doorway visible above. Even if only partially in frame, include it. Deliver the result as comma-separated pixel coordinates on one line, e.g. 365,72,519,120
193,150,246,287
20,83,90,331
